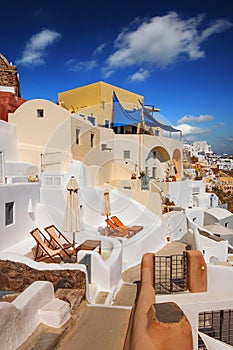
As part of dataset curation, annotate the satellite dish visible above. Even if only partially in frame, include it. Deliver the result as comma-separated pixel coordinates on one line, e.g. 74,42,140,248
26,166,39,176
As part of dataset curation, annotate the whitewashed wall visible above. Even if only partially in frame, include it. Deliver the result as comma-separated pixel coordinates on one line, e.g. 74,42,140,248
162,210,188,241
167,180,192,208
0,121,18,161
0,183,40,250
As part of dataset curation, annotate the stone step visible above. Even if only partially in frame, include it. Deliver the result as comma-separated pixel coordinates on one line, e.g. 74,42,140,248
95,291,109,305
39,298,71,328
112,283,137,307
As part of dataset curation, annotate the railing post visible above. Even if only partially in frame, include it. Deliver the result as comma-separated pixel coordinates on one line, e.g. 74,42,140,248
170,255,173,293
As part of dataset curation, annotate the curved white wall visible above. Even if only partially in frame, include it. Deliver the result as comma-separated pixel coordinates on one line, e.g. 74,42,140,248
0,121,18,161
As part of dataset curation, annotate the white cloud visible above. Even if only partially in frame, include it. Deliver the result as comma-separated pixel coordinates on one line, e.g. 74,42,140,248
199,19,233,42
102,66,114,78
213,121,225,128
184,135,196,141
105,12,232,72
226,136,233,142
94,43,105,55
129,68,150,81
176,123,210,135
17,29,61,66
177,114,214,124
65,59,97,71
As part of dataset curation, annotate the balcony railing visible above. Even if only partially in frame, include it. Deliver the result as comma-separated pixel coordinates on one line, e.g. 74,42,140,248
154,253,187,294
198,309,233,349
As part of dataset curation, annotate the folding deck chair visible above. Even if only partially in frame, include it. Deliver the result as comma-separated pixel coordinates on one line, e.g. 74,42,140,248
30,228,66,263
44,225,73,254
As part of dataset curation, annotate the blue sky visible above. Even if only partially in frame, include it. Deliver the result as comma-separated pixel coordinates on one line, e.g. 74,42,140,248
1,0,233,154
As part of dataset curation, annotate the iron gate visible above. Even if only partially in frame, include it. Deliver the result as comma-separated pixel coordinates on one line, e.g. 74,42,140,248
198,309,233,349
154,253,187,294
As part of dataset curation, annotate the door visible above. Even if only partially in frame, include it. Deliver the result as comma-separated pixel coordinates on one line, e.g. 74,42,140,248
152,166,157,179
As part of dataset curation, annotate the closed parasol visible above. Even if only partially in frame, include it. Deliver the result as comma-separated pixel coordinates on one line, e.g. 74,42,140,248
63,176,82,252
101,189,111,222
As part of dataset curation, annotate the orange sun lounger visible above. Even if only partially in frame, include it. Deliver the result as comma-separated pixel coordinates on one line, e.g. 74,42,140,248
110,216,128,228
105,218,128,233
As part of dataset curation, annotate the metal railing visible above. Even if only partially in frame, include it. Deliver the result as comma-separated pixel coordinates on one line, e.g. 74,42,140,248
154,253,187,294
198,309,233,349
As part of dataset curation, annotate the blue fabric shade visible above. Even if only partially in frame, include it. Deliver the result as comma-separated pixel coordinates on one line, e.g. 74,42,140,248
112,92,142,126
112,92,180,133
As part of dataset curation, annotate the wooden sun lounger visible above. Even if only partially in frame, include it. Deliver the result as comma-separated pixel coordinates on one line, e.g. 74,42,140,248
111,216,143,234
105,218,128,233
30,228,65,263
44,225,73,258
111,216,128,228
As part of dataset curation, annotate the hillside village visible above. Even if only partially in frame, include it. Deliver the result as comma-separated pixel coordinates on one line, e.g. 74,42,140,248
1,53,233,350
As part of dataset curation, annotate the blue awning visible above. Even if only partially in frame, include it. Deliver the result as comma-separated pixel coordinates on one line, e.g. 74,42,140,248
112,92,142,126
112,92,181,133
138,100,181,133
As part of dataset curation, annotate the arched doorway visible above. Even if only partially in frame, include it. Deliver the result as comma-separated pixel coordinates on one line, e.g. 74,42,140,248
145,146,170,180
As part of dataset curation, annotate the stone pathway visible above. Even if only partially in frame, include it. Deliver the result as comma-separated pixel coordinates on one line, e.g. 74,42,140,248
56,305,131,350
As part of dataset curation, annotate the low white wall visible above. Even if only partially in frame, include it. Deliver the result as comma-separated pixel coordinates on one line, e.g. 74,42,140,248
208,264,233,293
0,252,87,273
219,215,233,230
187,221,228,263
167,180,192,208
161,210,188,241
77,237,122,291
186,208,204,227
121,223,164,271
0,281,69,350
200,235,228,262
5,161,35,177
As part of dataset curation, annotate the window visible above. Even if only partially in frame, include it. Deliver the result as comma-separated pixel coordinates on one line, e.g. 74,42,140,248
90,133,95,148
152,167,157,179
45,176,53,186
54,176,62,186
5,202,14,226
124,150,130,159
87,116,96,126
76,128,80,145
37,109,44,118
44,175,63,187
